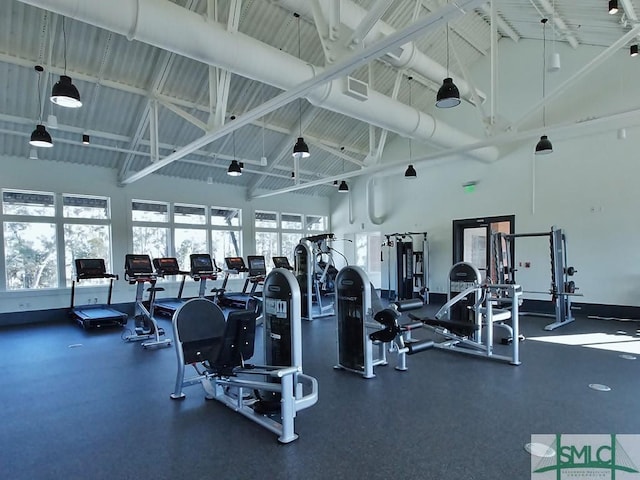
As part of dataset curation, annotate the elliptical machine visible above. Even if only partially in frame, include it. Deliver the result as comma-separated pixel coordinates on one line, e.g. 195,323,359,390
123,254,172,349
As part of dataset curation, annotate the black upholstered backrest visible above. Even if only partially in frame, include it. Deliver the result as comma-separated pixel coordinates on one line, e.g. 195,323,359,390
173,298,226,365
210,309,257,376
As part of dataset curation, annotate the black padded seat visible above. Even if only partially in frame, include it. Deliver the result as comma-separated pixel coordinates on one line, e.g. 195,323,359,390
174,298,226,365
173,298,257,375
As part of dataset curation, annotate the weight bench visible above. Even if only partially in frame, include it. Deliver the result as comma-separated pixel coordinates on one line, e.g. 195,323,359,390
170,298,318,443
408,284,523,365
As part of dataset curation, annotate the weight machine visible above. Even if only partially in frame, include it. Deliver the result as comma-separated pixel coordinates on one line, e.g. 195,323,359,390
170,268,318,443
492,226,579,331
294,233,339,320
382,232,429,303
334,265,429,378
407,262,523,365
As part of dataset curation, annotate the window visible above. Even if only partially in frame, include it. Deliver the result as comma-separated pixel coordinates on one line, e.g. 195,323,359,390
3,190,58,289
281,233,300,260
211,206,242,267
63,194,112,285
281,213,303,230
174,203,206,225
132,200,169,259
355,232,382,287
255,232,279,263
306,215,326,231
211,206,240,227
255,210,277,228
174,203,207,270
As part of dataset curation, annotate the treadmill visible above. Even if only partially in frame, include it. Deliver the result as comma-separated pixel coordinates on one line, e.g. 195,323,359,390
70,258,128,329
218,256,264,309
152,257,189,317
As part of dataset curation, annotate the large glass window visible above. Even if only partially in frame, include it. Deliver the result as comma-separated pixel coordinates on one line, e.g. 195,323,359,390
211,206,241,227
63,195,112,285
281,233,300,261
175,228,207,271
355,232,382,287
132,200,169,222
306,214,326,231
211,206,242,268
281,213,303,230
255,232,279,263
255,210,277,228
3,190,58,289
132,200,170,259
174,203,206,225
4,222,58,289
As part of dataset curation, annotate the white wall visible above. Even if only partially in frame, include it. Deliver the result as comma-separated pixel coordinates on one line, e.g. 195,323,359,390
0,155,329,313
331,38,640,307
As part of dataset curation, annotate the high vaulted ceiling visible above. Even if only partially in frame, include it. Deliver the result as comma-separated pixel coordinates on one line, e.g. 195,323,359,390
1,0,638,198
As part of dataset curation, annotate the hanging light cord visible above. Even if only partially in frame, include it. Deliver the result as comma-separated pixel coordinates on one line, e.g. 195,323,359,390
446,23,450,75
296,13,302,136
233,128,236,161
542,19,547,127
62,17,67,74
36,70,43,122
261,84,265,157
408,77,413,161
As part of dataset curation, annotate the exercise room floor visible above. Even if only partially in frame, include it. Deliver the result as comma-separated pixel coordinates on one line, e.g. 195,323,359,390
1,309,639,480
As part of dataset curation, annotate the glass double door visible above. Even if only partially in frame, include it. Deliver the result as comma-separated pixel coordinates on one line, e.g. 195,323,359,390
452,215,514,284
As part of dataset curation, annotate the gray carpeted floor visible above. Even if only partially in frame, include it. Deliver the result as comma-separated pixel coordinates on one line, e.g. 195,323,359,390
1,308,639,480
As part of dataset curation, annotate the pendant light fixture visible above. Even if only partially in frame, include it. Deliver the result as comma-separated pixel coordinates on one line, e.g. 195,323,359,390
338,159,348,192
292,13,310,159
436,15,461,109
405,76,417,179
227,116,243,176
535,19,553,155
50,18,82,108
30,65,53,148
609,0,619,15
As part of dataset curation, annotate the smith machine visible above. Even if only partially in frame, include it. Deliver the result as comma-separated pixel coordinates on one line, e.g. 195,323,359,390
492,226,580,331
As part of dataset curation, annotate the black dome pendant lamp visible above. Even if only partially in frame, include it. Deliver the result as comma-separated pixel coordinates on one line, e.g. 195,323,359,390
30,65,53,148
50,18,82,108
535,18,553,155
292,13,310,159
436,17,461,108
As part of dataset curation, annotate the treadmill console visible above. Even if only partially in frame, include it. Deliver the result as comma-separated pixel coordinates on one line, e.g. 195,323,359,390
124,254,154,281
190,253,216,276
225,256,248,273
272,256,292,270
153,257,182,276
247,255,267,277
75,258,110,280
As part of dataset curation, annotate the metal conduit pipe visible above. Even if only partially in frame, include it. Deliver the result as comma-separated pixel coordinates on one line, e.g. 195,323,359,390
273,0,487,104
367,177,386,226
17,0,498,163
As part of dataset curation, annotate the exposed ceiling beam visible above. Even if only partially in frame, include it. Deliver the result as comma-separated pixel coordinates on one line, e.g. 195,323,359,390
511,23,640,131
347,0,394,46
479,4,520,43
247,106,319,196
118,0,488,185
252,105,640,199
